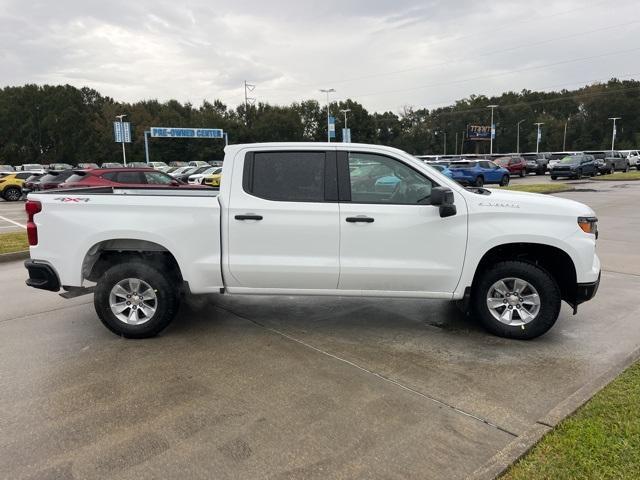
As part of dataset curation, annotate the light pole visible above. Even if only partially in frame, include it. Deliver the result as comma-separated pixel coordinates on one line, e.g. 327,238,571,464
534,122,544,154
443,131,447,155
609,117,621,151
320,88,335,142
563,117,570,151
516,119,525,153
487,104,498,154
460,131,465,155
340,108,351,142
115,114,127,166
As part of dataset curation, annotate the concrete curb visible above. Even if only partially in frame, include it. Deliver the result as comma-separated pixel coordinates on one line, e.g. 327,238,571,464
467,345,640,480
0,250,29,264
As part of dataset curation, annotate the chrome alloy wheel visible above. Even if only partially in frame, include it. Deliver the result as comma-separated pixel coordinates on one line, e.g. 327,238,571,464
109,278,157,325
486,277,541,326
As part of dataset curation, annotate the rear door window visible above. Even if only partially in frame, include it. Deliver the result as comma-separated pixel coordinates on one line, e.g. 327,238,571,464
115,172,144,184
245,152,326,202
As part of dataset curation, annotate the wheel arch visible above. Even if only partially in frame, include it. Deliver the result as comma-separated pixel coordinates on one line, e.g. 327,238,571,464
82,238,184,286
470,242,578,306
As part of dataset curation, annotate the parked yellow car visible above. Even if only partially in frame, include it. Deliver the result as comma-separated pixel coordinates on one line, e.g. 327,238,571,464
203,171,222,187
0,172,28,201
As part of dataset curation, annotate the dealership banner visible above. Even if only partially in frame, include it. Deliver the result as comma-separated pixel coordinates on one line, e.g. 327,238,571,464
467,125,492,141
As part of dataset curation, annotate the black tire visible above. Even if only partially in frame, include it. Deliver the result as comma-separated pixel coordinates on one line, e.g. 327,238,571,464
474,176,484,187
519,169,525,177
624,163,630,172
94,261,179,338
471,261,561,340
575,168,582,179
500,175,509,186
551,175,557,180
2,186,22,201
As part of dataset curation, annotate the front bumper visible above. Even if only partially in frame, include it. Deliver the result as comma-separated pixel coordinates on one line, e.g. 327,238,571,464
550,169,577,177
24,259,60,292
575,272,600,306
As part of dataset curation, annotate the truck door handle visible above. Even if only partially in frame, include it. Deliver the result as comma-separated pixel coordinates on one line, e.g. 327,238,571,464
346,216,374,223
235,214,263,221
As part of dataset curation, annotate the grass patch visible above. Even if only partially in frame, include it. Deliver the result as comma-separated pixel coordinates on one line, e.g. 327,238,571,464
502,361,640,480
0,231,28,254
591,171,640,181
497,183,575,194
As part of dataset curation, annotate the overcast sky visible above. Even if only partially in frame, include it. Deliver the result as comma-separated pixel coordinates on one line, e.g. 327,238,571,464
1,0,639,112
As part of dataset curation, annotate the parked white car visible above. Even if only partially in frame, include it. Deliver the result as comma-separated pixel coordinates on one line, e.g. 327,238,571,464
188,161,210,168
148,161,169,170
625,150,639,169
188,167,221,184
24,142,600,340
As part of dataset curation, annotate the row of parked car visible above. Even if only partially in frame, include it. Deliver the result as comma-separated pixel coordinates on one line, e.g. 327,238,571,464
420,149,639,186
0,160,226,201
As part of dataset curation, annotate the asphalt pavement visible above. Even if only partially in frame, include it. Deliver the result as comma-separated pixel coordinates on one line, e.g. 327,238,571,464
1,178,639,479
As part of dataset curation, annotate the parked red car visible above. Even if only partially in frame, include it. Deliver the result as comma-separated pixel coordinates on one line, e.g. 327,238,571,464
58,168,209,189
493,156,527,177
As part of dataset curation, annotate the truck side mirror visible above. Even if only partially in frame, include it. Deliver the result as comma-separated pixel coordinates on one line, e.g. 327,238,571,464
430,186,457,218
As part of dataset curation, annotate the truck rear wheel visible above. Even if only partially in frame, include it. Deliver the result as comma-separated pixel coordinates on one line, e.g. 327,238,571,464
471,261,561,340
94,261,179,338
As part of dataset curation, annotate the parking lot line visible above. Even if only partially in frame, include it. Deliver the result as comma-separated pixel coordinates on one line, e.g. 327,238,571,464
0,215,25,229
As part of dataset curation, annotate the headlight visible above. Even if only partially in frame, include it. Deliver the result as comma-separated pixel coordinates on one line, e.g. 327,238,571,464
578,216,598,237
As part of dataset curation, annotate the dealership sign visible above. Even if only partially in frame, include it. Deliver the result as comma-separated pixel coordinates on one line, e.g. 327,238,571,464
150,127,224,139
467,125,492,141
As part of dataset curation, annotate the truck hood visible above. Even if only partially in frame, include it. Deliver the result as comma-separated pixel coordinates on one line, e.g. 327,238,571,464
476,187,596,217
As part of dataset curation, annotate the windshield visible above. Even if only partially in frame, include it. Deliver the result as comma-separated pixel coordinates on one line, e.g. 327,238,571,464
560,156,578,164
23,164,43,170
493,157,510,165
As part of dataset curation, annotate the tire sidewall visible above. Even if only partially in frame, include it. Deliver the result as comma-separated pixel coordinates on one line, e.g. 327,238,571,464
94,261,179,338
472,261,561,339
3,187,21,201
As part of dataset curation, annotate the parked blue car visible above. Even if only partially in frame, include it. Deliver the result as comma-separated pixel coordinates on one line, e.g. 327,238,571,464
429,163,453,178
448,160,510,187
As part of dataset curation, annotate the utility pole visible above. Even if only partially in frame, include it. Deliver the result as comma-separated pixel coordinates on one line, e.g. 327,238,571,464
460,131,465,155
609,117,621,150
115,114,127,166
455,132,458,155
487,104,498,154
534,122,544,154
562,118,569,151
320,89,335,142
516,119,525,153
244,81,256,125
443,131,447,155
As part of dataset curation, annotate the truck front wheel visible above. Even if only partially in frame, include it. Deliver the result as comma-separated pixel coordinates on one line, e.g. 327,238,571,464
94,261,179,338
471,261,561,339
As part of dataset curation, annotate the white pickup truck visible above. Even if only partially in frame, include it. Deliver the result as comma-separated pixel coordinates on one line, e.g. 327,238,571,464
24,142,600,340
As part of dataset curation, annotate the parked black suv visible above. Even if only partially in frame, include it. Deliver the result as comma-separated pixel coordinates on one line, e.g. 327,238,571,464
522,153,550,175
550,154,597,179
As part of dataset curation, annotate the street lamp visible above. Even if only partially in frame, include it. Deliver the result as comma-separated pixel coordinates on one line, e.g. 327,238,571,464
516,119,525,154
487,104,498,154
534,122,544,154
320,89,335,142
115,114,128,166
340,108,351,142
563,117,570,151
609,117,621,151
